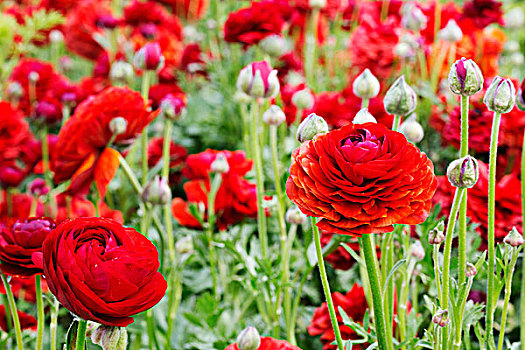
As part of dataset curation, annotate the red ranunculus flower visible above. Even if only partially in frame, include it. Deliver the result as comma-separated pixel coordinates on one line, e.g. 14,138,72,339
225,336,301,350
0,276,48,303
172,150,258,230
286,122,437,236
461,0,504,30
322,231,359,270
0,217,56,277
33,217,167,327
53,87,159,197
224,1,292,46
0,305,37,332
308,283,368,350
124,0,182,40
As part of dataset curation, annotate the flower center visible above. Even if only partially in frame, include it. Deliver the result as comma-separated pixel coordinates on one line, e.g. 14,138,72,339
341,129,383,163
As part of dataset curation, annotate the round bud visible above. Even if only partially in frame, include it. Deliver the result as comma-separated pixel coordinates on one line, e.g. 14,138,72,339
285,206,307,225
448,58,484,97
237,327,261,350
109,117,128,136
352,108,377,124
292,88,315,110
28,71,39,83
446,155,479,189
49,30,64,43
133,43,165,71
399,115,424,143
505,7,524,30
176,235,194,255
309,0,326,8
383,76,417,116
260,34,287,57
141,176,172,205
352,69,380,99
411,241,425,260
210,153,230,174
465,262,477,277
91,325,127,350
109,61,133,85
234,91,252,105
29,178,49,197
160,94,186,121
237,61,280,99
503,227,523,247
395,42,415,59
296,113,328,143
401,3,427,31
433,309,450,327
429,221,445,245
263,105,286,126
438,19,463,43
483,76,516,114
7,82,23,100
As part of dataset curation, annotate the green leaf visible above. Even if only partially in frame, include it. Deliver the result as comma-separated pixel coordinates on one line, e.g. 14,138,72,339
382,259,407,302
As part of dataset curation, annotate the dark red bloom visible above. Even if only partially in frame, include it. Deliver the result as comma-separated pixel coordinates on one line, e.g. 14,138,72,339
172,150,258,230
286,123,437,236
180,43,207,75
461,0,504,30
225,336,301,350
0,217,56,277
0,276,48,303
33,217,167,327
0,305,37,332
148,83,185,109
0,193,45,223
308,283,368,350
124,0,182,39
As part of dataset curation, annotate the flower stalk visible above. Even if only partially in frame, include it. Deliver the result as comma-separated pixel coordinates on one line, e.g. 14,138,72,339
75,319,87,350
36,274,45,350
458,95,469,285
497,245,521,350
207,173,223,299
1,273,23,350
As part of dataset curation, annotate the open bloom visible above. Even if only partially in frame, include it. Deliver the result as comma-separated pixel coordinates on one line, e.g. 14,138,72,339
32,217,167,327
286,122,437,236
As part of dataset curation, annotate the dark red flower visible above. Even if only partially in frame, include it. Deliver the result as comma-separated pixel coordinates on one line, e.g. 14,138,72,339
461,0,504,30
148,83,185,109
0,193,45,223
124,0,182,39
286,123,437,236
225,336,301,350
53,87,159,197
0,305,37,332
322,231,358,270
33,217,167,327
0,276,48,303
0,217,56,277
54,195,124,224
180,43,207,75
155,0,209,21
172,150,258,230
308,283,368,350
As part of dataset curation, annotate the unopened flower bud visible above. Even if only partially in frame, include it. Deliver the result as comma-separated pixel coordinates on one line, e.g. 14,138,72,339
517,79,525,111
237,327,261,350
433,309,449,327
292,88,315,110
399,115,424,143
504,227,523,247
176,235,194,255
285,206,307,225
352,108,377,124
237,61,280,99
395,42,415,59
109,61,133,85
134,43,165,71
28,71,39,83
438,19,463,43
309,0,326,8
29,178,49,197
483,76,516,114
296,113,328,143
429,221,445,245
505,8,524,30
35,100,60,124
353,69,380,99
210,153,229,174
260,34,286,57
448,58,483,97
91,325,127,350
160,94,186,121
141,176,171,205
109,117,127,136
49,30,63,43
411,241,425,260
383,76,417,116
7,82,23,100
263,105,286,126
447,155,479,188
401,3,427,31
466,262,477,277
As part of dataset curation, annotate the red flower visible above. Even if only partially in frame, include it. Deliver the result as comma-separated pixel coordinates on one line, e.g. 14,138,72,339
33,217,167,327
123,0,182,39
53,87,159,197
0,217,56,277
147,137,187,186
0,305,37,332
308,283,368,350
180,43,207,75
225,336,301,350
461,0,504,30
0,276,48,303
172,150,258,230
54,195,124,224
224,1,292,46
154,0,209,21
286,123,437,236
0,193,45,223
148,83,185,109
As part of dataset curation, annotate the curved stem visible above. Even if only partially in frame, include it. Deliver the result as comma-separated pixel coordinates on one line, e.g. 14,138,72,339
140,71,152,186
1,273,23,350
35,275,44,350
361,233,391,350
312,217,344,350
486,112,502,345
207,173,222,299
458,95,469,285
497,248,519,350
75,319,87,350
250,101,268,258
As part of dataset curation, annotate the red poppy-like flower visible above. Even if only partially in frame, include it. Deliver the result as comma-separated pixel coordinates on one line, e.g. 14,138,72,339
32,217,167,327
172,150,258,230
148,83,185,109
63,0,114,60
54,195,124,224
224,1,292,46
154,0,209,20
180,43,207,75
286,122,437,236
124,0,182,40
225,336,301,350
308,283,368,350
322,231,359,270
0,305,37,332
461,0,504,30
0,276,48,303
52,87,159,197
0,217,56,277
38,0,78,13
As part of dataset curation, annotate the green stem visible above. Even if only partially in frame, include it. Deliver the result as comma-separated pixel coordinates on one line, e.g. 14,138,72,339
486,112,502,345
361,98,369,109
145,310,156,350
50,299,59,350
284,224,297,342
521,130,525,350
289,265,314,345
35,275,44,350
250,101,268,258
304,8,320,88
497,247,520,350
140,71,152,186
361,234,391,350
165,269,182,349
434,245,443,307
75,319,87,350
207,173,222,299
312,217,344,350
458,95,469,285
392,115,401,132
162,119,176,262
1,273,23,350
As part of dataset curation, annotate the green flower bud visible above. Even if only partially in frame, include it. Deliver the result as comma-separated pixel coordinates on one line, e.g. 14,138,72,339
237,327,261,350
503,227,523,247
438,19,463,43
292,88,315,110
260,34,286,57
483,76,516,114
91,325,127,350
296,113,328,143
446,155,479,188
352,69,380,99
263,105,286,126
352,108,377,124
141,176,172,205
433,309,449,327
383,76,417,116
109,117,128,136
448,58,483,97
109,61,133,85
285,206,307,225
429,221,445,245
399,115,424,143
176,235,194,255
210,153,230,174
